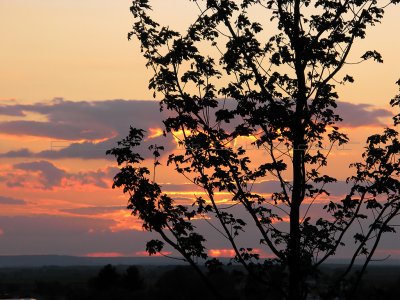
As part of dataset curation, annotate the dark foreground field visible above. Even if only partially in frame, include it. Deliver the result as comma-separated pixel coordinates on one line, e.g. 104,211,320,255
1,264,400,300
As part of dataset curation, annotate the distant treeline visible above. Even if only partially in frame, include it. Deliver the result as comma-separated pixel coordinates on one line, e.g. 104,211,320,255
1,264,400,299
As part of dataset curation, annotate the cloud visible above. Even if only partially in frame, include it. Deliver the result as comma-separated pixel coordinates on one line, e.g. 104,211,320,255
0,195,27,205
158,180,350,199
0,98,162,140
336,101,392,127
0,99,175,159
61,206,125,215
0,105,25,116
0,120,114,140
208,249,236,258
0,98,393,160
85,252,124,257
0,214,157,256
0,201,393,257
251,180,351,197
135,251,172,257
68,167,119,189
0,148,33,158
208,248,271,258
34,135,172,160
7,160,117,190
14,161,67,189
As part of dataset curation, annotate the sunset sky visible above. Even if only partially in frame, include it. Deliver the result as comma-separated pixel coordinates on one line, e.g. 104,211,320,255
0,0,400,259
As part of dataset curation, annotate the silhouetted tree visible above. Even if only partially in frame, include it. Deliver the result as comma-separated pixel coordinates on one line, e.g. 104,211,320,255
121,266,144,291
86,265,146,300
151,267,211,300
108,1,400,299
90,264,120,291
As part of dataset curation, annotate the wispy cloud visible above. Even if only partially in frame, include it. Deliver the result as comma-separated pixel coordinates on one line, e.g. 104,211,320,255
61,206,125,215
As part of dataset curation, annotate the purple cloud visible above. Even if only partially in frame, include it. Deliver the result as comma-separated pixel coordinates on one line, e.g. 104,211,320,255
0,99,174,159
0,195,26,205
14,161,67,189
0,105,25,116
68,167,119,189
0,99,163,140
0,98,394,160
0,120,114,140
10,161,117,190
336,101,392,127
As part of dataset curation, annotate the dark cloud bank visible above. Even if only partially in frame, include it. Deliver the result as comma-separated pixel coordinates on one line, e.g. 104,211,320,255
0,98,393,160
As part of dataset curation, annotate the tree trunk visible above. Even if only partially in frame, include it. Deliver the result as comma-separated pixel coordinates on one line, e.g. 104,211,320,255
288,97,306,300
288,204,301,299
289,146,304,300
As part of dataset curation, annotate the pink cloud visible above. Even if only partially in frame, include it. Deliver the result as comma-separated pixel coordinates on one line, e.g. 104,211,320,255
208,249,236,258
135,251,172,257
374,249,400,259
208,248,272,258
85,252,124,258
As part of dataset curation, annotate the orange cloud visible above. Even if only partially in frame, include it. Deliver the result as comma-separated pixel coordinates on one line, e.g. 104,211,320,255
271,216,290,224
146,127,164,140
108,210,144,232
208,248,272,258
85,252,123,257
208,249,236,258
57,205,144,233
135,251,172,257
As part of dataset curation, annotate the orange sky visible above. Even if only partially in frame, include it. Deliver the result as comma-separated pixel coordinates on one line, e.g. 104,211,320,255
0,0,399,103
0,0,400,258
